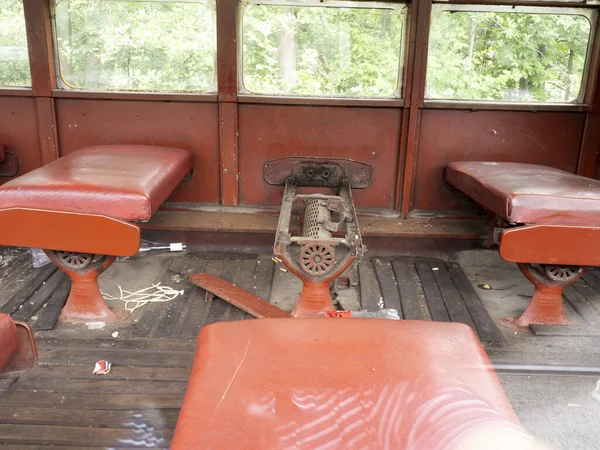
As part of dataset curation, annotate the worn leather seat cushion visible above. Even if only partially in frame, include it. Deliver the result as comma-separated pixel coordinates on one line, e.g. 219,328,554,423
0,145,193,221
172,319,519,449
446,161,600,226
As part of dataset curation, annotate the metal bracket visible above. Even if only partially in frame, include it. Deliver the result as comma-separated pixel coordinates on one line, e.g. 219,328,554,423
263,157,372,188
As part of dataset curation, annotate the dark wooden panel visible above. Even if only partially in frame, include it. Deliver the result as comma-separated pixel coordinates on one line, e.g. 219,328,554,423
431,262,475,328
11,270,64,321
254,256,275,302
32,276,69,331
414,260,449,322
238,104,401,208
372,258,402,317
445,262,504,346
392,259,430,320
55,99,219,203
0,264,57,315
0,97,41,182
0,392,183,409
415,110,586,211
37,348,194,368
11,378,187,395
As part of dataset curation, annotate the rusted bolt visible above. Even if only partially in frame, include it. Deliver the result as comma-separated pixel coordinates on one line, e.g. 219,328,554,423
322,170,330,178
306,169,314,178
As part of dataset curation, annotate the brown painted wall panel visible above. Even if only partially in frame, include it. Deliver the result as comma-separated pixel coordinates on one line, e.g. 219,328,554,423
414,109,586,211
55,99,220,204
238,104,402,208
0,97,41,183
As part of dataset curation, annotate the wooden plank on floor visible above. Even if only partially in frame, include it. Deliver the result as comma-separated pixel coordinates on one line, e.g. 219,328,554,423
254,256,275,302
445,262,504,347
391,259,430,320
25,364,191,382
358,260,382,312
202,259,233,326
176,258,212,339
0,264,57,315
372,258,402,318
531,324,600,336
430,261,475,328
0,423,173,447
10,378,188,395
581,272,600,314
0,391,184,410
563,285,597,325
0,407,180,429
415,260,449,322
37,348,194,368
34,338,196,352
12,271,66,321
31,277,71,331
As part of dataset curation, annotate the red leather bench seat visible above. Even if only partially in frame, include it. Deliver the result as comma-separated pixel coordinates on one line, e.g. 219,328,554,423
0,145,193,222
172,319,520,449
446,161,600,226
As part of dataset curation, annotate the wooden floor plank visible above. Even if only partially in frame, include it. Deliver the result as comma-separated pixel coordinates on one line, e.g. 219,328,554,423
37,348,194,368
445,261,504,347
34,338,196,352
0,392,184,410
358,260,382,312
372,258,402,318
391,259,430,320
1,264,57,315
23,364,191,382
151,269,194,339
30,277,71,331
254,256,275,302
415,260,449,322
0,407,180,429
10,378,188,395
563,285,597,325
229,258,259,321
431,262,475,328
11,271,66,321
0,423,173,447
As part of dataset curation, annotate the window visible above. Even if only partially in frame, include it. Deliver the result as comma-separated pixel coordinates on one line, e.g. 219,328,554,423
241,3,405,98
54,0,216,92
0,0,31,87
426,6,594,103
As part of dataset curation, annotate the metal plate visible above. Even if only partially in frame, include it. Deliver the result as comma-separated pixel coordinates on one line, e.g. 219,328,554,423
263,157,372,188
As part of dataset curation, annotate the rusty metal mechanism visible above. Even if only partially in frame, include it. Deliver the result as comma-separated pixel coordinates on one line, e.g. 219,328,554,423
271,158,367,317
189,157,368,319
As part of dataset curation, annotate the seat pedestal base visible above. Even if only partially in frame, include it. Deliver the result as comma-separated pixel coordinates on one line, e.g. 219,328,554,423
45,251,129,323
500,263,583,332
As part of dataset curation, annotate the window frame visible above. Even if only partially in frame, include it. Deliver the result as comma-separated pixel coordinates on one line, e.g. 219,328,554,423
50,0,219,94
424,4,598,106
237,0,409,100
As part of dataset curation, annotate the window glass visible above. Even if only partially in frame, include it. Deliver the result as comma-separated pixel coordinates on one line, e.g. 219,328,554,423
54,0,216,92
426,7,592,103
242,4,405,98
0,0,31,87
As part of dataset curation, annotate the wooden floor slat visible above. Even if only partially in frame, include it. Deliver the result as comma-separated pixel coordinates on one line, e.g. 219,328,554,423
372,258,402,318
392,259,430,321
0,423,173,447
0,407,180,429
0,392,184,410
414,260,450,322
37,348,194,368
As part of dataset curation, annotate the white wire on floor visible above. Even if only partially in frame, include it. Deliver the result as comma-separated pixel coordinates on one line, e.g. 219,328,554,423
102,283,184,312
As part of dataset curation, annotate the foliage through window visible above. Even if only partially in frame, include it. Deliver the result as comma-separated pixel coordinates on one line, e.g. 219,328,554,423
426,7,593,103
0,0,31,87
54,0,216,92
242,3,405,98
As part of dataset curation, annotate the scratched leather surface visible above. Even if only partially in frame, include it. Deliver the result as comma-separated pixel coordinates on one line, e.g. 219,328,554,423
0,314,18,372
172,319,520,449
446,161,600,226
0,145,193,221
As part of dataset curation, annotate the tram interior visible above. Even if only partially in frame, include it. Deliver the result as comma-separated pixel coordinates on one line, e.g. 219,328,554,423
1,0,600,448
